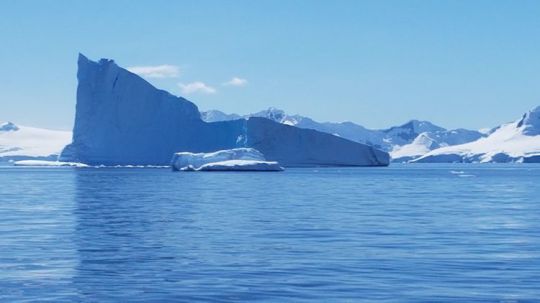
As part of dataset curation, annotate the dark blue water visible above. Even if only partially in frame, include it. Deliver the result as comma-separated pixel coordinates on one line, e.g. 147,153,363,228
1,165,539,302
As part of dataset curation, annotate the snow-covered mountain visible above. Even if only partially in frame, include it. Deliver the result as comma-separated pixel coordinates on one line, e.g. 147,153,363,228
60,54,389,167
200,110,240,123
202,108,301,126
390,133,442,162
390,128,486,162
413,106,540,163
201,108,485,161
382,120,445,147
0,121,72,162
203,108,386,147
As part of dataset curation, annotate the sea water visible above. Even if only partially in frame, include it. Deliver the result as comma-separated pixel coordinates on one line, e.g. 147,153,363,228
0,164,539,302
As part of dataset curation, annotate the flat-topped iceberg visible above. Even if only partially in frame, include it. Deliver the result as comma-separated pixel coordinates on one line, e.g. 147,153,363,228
171,148,283,171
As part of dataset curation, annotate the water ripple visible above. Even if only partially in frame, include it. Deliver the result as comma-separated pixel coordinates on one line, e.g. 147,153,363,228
0,165,539,302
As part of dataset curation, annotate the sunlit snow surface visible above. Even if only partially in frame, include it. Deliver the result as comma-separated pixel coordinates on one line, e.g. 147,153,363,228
0,122,71,161
172,148,283,171
414,107,540,163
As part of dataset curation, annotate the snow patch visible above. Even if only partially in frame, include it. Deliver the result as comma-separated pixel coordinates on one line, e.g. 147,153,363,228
172,148,283,171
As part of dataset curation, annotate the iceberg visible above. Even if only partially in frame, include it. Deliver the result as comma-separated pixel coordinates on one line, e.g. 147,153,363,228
60,54,389,167
171,148,283,171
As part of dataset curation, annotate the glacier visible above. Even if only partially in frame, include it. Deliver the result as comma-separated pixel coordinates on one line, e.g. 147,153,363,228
413,106,540,163
0,121,72,163
60,54,389,167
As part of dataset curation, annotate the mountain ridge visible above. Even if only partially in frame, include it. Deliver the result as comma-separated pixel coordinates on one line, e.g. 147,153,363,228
413,106,540,163
201,108,486,161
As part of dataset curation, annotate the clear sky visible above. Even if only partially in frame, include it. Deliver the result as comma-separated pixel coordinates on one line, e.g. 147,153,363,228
1,0,539,131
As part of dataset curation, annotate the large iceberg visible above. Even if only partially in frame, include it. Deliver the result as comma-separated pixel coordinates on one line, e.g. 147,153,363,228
60,54,389,167
413,106,540,163
171,148,283,171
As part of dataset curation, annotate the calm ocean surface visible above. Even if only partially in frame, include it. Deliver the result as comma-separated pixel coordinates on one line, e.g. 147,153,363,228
0,164,539,302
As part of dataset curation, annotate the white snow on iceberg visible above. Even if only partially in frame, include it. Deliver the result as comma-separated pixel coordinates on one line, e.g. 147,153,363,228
171,148,283,171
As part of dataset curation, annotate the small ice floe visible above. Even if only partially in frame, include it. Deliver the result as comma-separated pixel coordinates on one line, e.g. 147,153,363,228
450,170,475,177
171,148,284,172
13,160,89,167
457,174,476,177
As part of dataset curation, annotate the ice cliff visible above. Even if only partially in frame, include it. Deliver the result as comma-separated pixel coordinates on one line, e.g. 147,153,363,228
60,54,389,167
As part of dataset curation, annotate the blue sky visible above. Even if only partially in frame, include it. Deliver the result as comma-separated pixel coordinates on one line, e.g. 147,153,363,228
1,0,539,130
